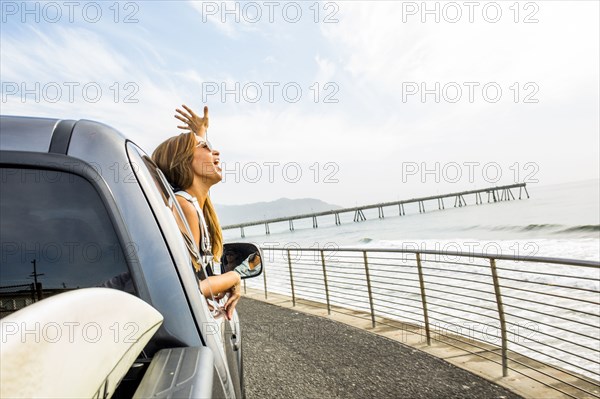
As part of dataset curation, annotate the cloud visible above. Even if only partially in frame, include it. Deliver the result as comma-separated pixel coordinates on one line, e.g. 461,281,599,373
314,55,336,83
0,25,202,149
188,0,261,39
1,1,597,207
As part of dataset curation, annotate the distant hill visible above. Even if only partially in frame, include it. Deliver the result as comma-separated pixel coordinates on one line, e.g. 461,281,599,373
215,198,343,226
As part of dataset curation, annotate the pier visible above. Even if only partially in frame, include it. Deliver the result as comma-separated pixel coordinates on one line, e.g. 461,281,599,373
222,183,530,237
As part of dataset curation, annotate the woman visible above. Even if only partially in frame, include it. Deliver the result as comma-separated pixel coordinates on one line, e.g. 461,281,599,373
152,105,241,320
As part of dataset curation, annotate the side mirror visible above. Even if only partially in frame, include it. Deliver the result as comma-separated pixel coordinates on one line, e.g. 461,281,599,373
220,243,263,279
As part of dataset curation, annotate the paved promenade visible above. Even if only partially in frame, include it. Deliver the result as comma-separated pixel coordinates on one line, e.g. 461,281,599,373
237,297,522,399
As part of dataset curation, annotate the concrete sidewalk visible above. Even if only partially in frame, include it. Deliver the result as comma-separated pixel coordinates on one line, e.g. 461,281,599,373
237,297,522,399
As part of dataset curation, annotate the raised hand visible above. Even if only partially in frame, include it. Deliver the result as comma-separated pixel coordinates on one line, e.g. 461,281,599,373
175,104,209,139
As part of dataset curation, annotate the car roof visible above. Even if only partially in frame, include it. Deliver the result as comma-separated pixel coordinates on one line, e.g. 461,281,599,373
0,115,60,153
0,115,128,155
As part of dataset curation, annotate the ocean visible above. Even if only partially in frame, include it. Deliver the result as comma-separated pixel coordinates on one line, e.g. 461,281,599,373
225,178,599,381
223,178,600,261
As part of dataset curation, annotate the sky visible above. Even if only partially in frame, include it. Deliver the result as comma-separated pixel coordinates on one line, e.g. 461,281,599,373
1,0,598,207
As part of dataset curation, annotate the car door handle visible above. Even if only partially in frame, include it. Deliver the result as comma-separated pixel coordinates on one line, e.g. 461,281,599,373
231,333,240,351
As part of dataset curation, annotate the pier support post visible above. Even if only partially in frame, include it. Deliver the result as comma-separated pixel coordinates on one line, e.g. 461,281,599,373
454,195,467,207
398,203,406,216
240,227,245,238
312,216,318,228
265,223,270,235
289,220,294,231
354,209,366,222
438,198,445,210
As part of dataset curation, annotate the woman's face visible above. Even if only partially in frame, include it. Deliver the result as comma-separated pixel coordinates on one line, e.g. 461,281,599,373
191,135,222,186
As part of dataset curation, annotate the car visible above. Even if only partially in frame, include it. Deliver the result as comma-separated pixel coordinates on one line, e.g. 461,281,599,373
0,115,262,398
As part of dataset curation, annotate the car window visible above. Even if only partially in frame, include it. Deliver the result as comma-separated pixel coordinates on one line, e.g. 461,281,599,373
0,167,131,318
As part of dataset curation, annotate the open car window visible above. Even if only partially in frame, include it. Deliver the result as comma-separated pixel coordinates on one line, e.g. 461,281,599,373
126,145,205,279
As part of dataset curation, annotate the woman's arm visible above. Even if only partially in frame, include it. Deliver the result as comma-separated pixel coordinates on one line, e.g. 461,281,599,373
200,271,240,298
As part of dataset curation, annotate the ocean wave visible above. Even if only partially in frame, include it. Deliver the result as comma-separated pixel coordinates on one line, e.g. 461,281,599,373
557,225,600,233
469,224,599,234
522,224,563,231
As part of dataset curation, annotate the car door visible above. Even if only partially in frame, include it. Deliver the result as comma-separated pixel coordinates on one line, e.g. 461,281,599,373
126,143,242,398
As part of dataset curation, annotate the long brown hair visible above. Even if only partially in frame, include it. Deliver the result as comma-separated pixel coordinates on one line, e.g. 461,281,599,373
152,132,223,260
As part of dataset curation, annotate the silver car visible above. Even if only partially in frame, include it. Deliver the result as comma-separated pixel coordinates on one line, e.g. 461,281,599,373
0,115,261,398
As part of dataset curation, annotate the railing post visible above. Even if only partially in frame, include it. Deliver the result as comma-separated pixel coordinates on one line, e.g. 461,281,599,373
287,249,296,307
262,254,268,300
320,250,331,315
363,251,376,328
415,253,431,346
490,258,508,377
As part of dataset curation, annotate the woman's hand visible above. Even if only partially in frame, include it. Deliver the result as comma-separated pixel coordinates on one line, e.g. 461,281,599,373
175,104,209,139
224,280,241,321
199,271,241,320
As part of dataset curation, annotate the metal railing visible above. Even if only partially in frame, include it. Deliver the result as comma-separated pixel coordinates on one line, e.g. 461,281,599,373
244,247,600,399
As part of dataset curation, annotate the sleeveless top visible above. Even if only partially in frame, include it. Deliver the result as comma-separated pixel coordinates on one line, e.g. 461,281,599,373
175,190,214,279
